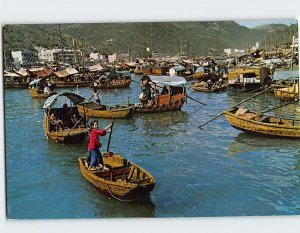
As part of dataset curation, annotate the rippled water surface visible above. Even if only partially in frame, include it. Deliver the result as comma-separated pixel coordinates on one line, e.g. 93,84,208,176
4,76,300,218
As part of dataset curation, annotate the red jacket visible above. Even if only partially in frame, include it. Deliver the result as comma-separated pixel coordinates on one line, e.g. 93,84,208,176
88,128,107,150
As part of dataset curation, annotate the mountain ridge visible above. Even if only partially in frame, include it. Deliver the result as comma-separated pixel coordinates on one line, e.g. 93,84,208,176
3,21,298,62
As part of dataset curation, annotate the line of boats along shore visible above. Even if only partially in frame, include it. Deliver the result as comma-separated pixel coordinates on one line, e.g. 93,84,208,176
6,59,300,201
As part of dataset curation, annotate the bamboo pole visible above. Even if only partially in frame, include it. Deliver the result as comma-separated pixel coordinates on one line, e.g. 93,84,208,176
199,75,296,129
106,121,114,152
187,95,206,106
199,86,276,129
261,100,297,113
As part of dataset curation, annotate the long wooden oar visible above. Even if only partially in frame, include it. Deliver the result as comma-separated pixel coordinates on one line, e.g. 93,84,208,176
199,76,295,128
261,100,298,113
187,95,206,106
198,86,274,129
106,120,114,152
66,94,95,136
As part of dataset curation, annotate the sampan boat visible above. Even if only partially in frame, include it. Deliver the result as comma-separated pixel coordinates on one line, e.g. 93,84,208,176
78,152,155,201
77,101,134,118
95,73,132,89
134,75,187,113
28,78,56,98
43,93,89,143
190,81,227,92
224,107,300,138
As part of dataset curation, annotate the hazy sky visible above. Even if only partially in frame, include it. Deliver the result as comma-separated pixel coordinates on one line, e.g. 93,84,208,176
235,19,298,28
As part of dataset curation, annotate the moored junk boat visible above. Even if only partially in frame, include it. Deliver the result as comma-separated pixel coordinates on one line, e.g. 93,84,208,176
52,67,94,88
190,79,228,92
78,152,155,201
43,93,89,143
77,101,134,119
274,83,299,101
188,66,209,80
227,66,271,91
95,71,131,89
224,107,300,138
28,78,56,98
52,74,94,88
4,70,30,88
134,75,187,113
272,70,299,101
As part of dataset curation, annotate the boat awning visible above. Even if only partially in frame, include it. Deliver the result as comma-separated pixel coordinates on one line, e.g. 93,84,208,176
125,62,136,68
263,58,282,65
29,78,42,86
43,92,85,109
172,65,185,71
116,70,130,75
15,68,30,77
195,66,205,73
54,67,78,78
147,75,187,87
4,71,20,77
88,64,103,72
29,67,53,77
272,70,299,81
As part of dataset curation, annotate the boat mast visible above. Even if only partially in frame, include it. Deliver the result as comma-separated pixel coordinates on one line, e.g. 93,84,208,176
289,36,299,103
58,24,65,64
291,36,294,71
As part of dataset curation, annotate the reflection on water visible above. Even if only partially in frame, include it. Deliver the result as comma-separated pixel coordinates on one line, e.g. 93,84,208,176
5,79,300,218
226,132,300,215
228,132,300,157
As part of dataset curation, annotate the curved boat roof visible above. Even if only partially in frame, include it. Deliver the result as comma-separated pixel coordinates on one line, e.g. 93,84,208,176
146,75,187,87
43,92,85,109
171,65,185,71
29,78,42,86
272,70,299,81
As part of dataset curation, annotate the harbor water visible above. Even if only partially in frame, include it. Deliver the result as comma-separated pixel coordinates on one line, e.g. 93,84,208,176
4,75,300,218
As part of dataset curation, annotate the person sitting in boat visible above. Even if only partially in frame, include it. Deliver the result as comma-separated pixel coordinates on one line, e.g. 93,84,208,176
206,79,213,90
161,86,169,95
44,85,51,94
139,89,148,105
49,113,64,131
87,120,112,171
61,104,73,128
70,113,81,127
143,80,153,105
47,81,54,91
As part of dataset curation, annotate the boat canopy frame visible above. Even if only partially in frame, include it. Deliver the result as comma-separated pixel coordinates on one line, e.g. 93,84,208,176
145,75,187,87
43,92,85,109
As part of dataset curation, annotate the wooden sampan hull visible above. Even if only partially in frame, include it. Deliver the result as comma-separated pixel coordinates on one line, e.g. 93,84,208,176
225,109,300,138
78,152,155,200
77,103,133,118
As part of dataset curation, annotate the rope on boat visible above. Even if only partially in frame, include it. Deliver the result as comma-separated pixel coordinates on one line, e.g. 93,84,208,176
105,183,142,202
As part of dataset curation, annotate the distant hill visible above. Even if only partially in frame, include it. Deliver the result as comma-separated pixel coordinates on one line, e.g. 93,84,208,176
2,21,298,64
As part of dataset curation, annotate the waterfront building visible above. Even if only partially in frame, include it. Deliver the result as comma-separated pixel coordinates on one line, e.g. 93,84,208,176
11,50,37,68
11,51,22,68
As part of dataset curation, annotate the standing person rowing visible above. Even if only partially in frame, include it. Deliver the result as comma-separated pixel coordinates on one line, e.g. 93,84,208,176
87,120,112,170
93,81,101,106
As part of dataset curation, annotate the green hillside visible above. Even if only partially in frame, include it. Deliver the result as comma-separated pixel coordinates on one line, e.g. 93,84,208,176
2,21,298,64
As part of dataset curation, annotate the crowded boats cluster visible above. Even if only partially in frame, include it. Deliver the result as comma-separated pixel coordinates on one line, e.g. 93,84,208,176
3,30,299,201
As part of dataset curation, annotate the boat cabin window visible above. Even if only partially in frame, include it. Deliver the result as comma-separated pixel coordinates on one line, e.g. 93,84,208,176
50,105,83,129
170,86,184,95
161,86,169,95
